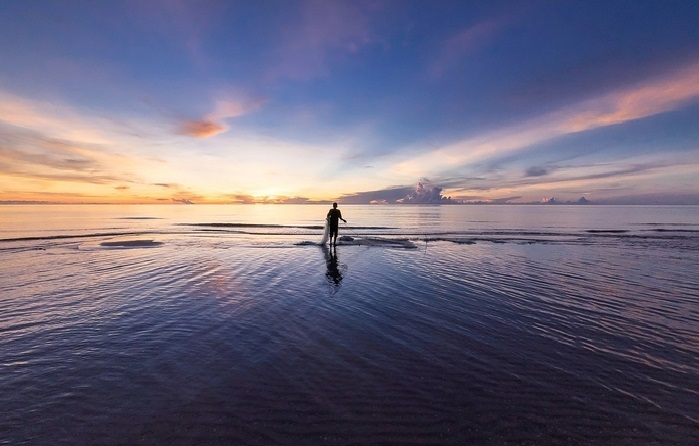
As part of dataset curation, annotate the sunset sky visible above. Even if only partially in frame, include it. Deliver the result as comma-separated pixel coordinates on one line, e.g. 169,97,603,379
1,0,698,204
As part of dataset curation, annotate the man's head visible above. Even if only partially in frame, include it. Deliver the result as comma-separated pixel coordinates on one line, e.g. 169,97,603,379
333,202,338,208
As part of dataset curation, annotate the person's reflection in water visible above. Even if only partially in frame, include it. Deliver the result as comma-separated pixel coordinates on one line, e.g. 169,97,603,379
322,245,343,291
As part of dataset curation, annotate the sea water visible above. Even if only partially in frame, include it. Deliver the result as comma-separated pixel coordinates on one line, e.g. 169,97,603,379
1,204,698,444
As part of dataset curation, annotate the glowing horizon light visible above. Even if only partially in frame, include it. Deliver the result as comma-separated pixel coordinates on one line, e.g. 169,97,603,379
0,2,698,204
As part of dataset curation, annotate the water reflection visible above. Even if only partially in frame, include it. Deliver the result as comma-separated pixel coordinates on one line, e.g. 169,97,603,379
321,245,343,290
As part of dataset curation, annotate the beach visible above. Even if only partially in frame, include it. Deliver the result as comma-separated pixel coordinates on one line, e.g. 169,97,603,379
1,204,698,444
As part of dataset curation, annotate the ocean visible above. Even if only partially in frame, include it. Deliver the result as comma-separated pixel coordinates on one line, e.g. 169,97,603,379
1,204,698,445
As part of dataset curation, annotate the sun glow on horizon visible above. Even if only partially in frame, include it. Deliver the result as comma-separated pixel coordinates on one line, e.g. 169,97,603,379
1,2,698,205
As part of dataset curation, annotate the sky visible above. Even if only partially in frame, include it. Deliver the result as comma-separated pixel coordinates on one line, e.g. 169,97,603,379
1,0,698,205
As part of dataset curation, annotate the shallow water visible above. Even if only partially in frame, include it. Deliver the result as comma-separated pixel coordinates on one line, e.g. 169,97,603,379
1,205,698,444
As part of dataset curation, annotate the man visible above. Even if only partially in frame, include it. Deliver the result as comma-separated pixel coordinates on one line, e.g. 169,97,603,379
326,202,347,246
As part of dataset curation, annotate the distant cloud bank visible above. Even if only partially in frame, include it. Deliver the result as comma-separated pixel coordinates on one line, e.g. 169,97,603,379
397,179,459,204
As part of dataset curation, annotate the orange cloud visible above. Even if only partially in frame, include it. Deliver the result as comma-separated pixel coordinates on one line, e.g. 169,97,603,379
178,97,266,138
180,120,226,138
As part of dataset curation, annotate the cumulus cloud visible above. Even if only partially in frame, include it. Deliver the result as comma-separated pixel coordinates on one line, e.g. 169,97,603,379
397,179,458,204
338,180,461,204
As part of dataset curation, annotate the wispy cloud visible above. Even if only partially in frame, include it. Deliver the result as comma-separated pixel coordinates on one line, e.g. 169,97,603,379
127,0,226,67
0,125,134,185
179,97,266,138
391,60,699,179
0,91,188,202
223,193,317,204
429,19,503,78
268,1,377,81
565,61,699,130
179,120,226,138
0,91,112,144
441,152,699,203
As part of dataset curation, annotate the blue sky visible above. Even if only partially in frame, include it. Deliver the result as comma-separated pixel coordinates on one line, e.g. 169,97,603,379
1,0,698,204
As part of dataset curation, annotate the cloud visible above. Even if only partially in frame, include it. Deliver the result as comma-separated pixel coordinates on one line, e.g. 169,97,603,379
127,0,226,67
337,179,461,204
596,72,699,122
489,196,523,204
179,97,266,138
456,195,523,204
0,124,135,185
525,166,549,177
223,193,318,204
226,194,257,204
472,161,674,193
0,190,109,203
429,19,503,78
172,198,195,204
392,60,699,179
268,1,377,81
338,185,414,204
0,88,174,150
210,98,264,120
149,183,207,204
594,192,699,205
0,91,112,144
565,61,699,131
397,179,459,204
179,120,226,138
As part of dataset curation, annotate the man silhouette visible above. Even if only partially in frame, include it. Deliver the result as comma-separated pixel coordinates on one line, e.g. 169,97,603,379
326,202,346,246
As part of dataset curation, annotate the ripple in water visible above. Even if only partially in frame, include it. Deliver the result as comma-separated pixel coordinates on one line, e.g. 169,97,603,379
1,232,698,444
